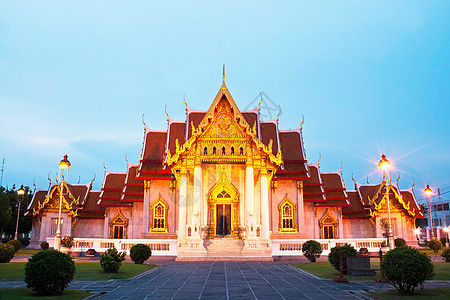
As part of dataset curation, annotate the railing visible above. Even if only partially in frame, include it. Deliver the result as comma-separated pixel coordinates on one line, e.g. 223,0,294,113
272,238,385,256
46,238,178,256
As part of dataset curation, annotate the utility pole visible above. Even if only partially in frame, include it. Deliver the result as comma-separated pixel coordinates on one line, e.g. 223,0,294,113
439,188,446,228
0,155,4,187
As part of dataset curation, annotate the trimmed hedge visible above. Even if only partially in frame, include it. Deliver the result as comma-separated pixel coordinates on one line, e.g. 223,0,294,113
328,244,357,274
428,238,442,253
0,244,15,263
441,248,450,262
100,247,126,273
394,238,406,248
301,240,322,262
40,241,49,250
7,240,21,253
130,244,152,264
25,250,76,295
381,246,434,295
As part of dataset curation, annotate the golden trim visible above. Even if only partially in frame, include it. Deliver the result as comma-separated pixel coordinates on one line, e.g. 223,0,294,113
149,194,168,232
278,194,298,232
319,208,338,239
109,209,128,239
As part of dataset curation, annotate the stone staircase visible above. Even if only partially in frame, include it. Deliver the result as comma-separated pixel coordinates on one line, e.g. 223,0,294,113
176,238,273,261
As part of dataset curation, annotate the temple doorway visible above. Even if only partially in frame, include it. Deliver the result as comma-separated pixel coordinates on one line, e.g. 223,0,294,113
207,173,240,239
216,204,232,236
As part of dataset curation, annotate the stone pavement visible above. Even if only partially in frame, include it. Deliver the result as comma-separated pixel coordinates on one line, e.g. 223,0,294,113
1,262,449,299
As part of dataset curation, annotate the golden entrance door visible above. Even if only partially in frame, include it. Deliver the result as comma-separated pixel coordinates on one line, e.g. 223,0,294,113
207,173,240,239
216,204,232,236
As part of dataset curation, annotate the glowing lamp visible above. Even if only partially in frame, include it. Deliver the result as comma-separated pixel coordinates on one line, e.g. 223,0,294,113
59,154,71,170
424,185,432,196
17,188,25,197
378,154,391,171
413,228,421,235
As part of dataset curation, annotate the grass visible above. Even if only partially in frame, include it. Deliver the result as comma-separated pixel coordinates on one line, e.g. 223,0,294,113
0,262,157,281
16,249,41,255
364,288,450,299
0,288,92,300
293,260,450,281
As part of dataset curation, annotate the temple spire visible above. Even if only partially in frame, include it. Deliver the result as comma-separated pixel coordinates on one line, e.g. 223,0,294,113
222,64,225,85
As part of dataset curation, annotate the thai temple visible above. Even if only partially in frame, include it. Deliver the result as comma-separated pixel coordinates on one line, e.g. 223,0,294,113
25,74,424,259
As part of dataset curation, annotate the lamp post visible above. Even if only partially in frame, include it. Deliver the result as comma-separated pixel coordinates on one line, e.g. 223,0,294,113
424,185,434,238
14,187,25,240
54,154,70,251
378,154,394,249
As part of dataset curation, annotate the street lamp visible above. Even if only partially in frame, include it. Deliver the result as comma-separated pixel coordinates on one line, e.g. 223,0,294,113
424,185,434,238
14,187,25,240
54,154,70,251
378,154,394,249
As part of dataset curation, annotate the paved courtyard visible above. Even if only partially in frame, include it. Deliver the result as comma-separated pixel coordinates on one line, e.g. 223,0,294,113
75,261,385,299
2,261,448,299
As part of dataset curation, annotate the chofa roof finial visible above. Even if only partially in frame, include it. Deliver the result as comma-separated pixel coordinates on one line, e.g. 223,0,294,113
300,114,304,130
223,64,226,85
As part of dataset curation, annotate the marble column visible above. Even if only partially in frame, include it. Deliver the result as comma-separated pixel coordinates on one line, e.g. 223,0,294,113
142,180,150,234
178,169,188,243
193,165,202,237
246,164,255,236
260,170,270,241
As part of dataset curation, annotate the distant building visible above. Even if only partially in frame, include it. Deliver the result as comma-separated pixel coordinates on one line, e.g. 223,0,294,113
25,76,425,258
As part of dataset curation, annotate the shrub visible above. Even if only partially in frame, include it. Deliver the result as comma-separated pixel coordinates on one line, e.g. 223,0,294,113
25,250,75,295
441,248,450,262
381,246,434,295
130,244,152,264
86,249,97,256
439,237,447,246
328,244,357,274
7,239,22,253
301,240,322,262
394,238,406,248
40,241,49,250
61,236,74,248
19,237,30,247
428,238,442,253
100,247,126,273
0,244,16,263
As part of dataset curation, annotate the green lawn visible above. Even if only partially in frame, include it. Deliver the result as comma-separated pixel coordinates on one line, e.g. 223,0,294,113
16,249,41,255
364,288,450,299
293,260,450,281
0,262,157,281
0,289,92,300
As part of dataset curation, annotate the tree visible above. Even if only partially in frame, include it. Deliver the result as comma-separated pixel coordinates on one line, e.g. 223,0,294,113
0,187,12,238
380,218,390,244
2,186,32,239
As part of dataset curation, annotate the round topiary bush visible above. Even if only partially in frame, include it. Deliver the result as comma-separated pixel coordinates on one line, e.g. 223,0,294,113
381,246,434,295
439,237,447,247
301,240,322,262
441,248,450,262
61,236,74,248
0,244,16,263
7,239,22,253
100,247,126,273
40,241,49,250
130,244,152,264
428,238,443,253
394,238,406,248
25,250,75,295
328,244,357,274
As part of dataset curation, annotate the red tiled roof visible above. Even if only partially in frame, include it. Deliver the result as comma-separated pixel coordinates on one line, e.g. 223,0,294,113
242,111,258,137
260,121,278,155
167,121,186,155
303,165,325,202
78,191,105,219
122,165,144,202
187,111,206,139
342,191,370,218
98,172,130,207
318,173,349,207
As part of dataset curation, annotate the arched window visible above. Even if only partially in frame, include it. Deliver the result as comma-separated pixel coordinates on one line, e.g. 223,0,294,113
278,194,297,232
204,146,208,155
222,146,226,155
109,209,128,239
213,146,217,155
319,209,338,239
230,146,235,155
239,146,244,155
150,194,168,232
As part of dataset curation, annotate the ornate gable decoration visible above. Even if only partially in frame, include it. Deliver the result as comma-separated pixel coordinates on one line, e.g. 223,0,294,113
207,172,240,203
166,84,282,171
32,182,79,218
369,182,418,218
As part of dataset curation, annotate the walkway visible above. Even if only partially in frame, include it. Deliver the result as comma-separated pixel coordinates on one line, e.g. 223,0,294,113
2,262,448,299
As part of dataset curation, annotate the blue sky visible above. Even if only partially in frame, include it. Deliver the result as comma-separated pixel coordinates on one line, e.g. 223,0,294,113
1,1,449,204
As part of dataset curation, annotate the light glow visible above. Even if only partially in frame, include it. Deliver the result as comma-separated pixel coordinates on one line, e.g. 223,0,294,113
424,184,432,196
378,154,391,171
59,153,71,170
17,188,25,196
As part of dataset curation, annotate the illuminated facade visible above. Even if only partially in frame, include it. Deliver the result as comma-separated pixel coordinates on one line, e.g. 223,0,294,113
25,77,425,257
